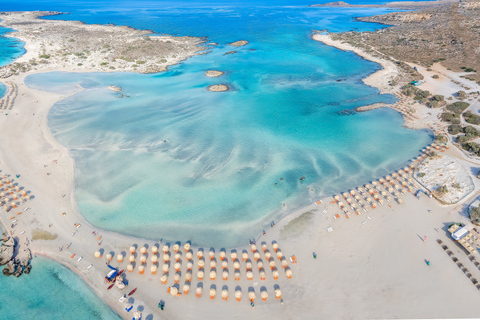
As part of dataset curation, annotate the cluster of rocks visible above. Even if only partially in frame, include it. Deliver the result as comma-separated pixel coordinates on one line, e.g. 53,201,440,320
0,234,32,277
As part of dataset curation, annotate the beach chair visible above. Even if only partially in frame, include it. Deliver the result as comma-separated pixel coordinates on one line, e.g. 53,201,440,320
196,292,202,298
334,214,340,219
290,255,297,264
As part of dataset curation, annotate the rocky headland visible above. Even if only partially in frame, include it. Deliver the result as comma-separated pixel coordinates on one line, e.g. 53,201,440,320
0,11,206,78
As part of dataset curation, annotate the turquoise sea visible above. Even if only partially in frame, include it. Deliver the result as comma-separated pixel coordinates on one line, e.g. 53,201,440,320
1,1,432,318
22,1,432,248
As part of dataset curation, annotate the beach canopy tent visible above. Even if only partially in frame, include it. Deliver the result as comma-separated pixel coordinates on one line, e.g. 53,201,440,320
452,227,469,240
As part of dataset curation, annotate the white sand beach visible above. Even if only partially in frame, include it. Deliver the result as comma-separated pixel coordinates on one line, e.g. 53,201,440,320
1,16,480,320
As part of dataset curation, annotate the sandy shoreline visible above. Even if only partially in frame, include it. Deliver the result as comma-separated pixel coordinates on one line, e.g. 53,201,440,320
1,8,480,320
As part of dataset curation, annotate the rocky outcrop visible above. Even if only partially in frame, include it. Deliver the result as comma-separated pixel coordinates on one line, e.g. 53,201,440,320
230,40,248,47
2,260,15,276
0,235,15,266
205,70,224,78
207,84,229,92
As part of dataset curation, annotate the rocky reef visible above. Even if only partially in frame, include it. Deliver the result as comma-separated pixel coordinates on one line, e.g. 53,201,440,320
230,40,248,47
207,84,229,92
0,235,14,266
205,70,224,78
0,234,32,277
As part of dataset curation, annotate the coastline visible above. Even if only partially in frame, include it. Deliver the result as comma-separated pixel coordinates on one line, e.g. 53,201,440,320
0,5,480,320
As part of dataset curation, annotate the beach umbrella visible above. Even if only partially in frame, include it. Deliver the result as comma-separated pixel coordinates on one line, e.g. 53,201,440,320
170,286,178,296
127,264,134,272
140,246,147,255
366,197,371,203
196,287,202,298
140,255,146,264
269,260,276,270
381,191,387,197
184,243,190,252
282,260,288,268
394,184,400,190
272,270,279,279
379,178,385,184
385,175,391,181
242,252,249,261
162,264,169,273
365,184,371,190
10,201,15,207
234,270,241,280
230,251,237,261
174,273,180,283
277,251,283,260
186,261,193,271
0,192,4,197
198,259,205,269
209,250,215,260
210,270,216,280
372,181,378,187
233,261,240,270
210,260,216,269
265,252,272,261
248,291,256,302
394,192,399,198
223,270,229,280
163,254,169,263
275,289,282,300
152,246,158,255
183,284,190,295
210,288,216,299
25,195,31,200
342,192,348,198
106,253,112,262
197,251,203,259
250,244,257,252
388,188,394,193
94,251,101,258
129,255,135,263
175,253,181,262
350,190,356,195
253,251,261,261
397,198,403,204
260,270,266,280
186,251,193,261
138,265,144,274
246,271,253,280
357,187,364,193
261,291,268,301
261,243,268,252
173,244,179,253
222,289,228,301
219,251,226,261
163,245,168,254
246,261,253,270
222,260,228,269
334,195,339,201
392,173,398,178
286,268,293,279
197,270,204,280
117,254,124,263
355,195,360,201
235,290,242,301
185,272,192,282
151,255,158,264
346,197,352,204
338,201,344,208
258,261,264,269
129,246,135,254
174,262,181,272
151,265,157,275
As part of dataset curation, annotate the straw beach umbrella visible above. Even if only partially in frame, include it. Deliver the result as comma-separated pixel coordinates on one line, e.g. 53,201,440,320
277,251,283,260
265,251,272,261
140,246,147,255
127,264,134,272
262,243,268,252
187,261,193,271
233,261,240,270
286,268,293,279
222,260,228,269
184,243,190,252
151,265,157,275
197,250,203,259
222,289,228,301
163,245,168,254
94,251,101,258
138,265,144,274
161,275,167,284
174,273,180,283
250,244,257,253
129,255,135,263
210,270,216,280
235,290,242,301
242,252,248,261
185,272,192,282
222,270,228,280
140,255,146,264
210,288,216,299
261,291,268,301
254,251,261,261
129,246,136,254
163,254,169,263
209,250,215,260
170,286,178,296
198,259,205,269
246,261,253,271
259,270,266,280
258,260,264,270
175,253,181,262
210,260,216,269
269,260,276,270
186,251,193,261
162,264,169,274
197,270,204,280
281,260,288,268
151,255,158,264
152,245,158,255
275,289,282,300
219,251,226,261
246,271,253,280
248,291,256,302
173,244,179,253
117,254,124,263
196,287,202,298
174,262,181,272
272,269,279,280
183,284,190,295
234,271,240,281
106,253,112,262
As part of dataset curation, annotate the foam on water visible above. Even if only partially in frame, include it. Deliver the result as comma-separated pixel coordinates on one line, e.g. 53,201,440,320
0,257,121,319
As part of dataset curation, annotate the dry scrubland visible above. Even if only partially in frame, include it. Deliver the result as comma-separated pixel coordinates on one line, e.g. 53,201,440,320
0,11,205,77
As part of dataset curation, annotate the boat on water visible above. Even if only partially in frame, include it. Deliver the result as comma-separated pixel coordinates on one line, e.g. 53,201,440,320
128,288,137,296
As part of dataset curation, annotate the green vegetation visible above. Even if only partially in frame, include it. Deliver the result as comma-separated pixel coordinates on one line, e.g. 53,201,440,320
69,38,75,42
457,90,467,100
109,66,116,70
418,172,426,178
463,111,480,125
437,185,448,193
460,67,477,73
100,62,108,66
446,101,470,114
77,63,83,66
434,135,447,143
136,60,146,64
448,124,463,135
160,58,167,63
441,113,460,124
39,54,50,59
432,75,439,79
470,206,480,224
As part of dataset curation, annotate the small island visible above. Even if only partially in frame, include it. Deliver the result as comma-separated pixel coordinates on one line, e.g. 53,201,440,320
204,70,224,78
207,84,229,92
230,40,248,47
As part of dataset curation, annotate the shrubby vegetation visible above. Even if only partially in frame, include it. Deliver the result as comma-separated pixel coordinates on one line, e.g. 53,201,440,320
441,112,460,124
446,101,470,114
470,206,480,224
463,111,480,125
437,185,448,193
